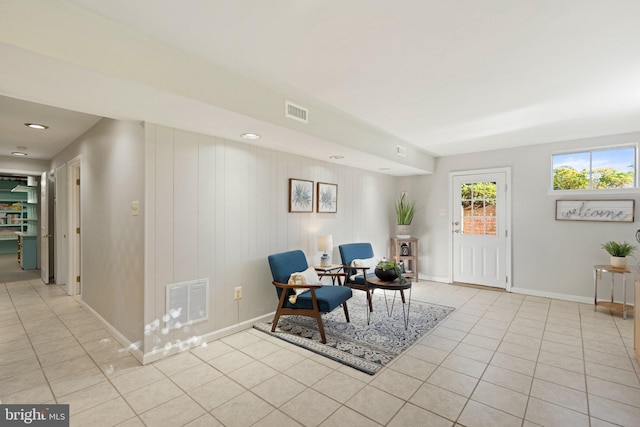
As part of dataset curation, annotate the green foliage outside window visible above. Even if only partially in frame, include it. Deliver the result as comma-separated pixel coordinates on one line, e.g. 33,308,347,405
553,166,634,190
592,167,634,189
553,166,589,190
461,183,496,208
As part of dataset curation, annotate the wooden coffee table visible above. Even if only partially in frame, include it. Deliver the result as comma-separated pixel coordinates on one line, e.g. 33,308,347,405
366,276,412,329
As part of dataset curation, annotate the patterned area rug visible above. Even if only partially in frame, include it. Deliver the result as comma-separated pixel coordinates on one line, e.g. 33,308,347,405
254,291,454,375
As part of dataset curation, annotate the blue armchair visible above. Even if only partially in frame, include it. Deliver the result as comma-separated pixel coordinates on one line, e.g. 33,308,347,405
267,250,352,343
338,243,377,312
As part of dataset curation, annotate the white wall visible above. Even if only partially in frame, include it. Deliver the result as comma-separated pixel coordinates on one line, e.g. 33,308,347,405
51,119,145,346
411,131,640,302
0,156,48,175
143,124,397,358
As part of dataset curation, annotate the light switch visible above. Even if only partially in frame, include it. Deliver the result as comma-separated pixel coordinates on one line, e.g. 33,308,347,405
439,208,447,216
131,201,140,216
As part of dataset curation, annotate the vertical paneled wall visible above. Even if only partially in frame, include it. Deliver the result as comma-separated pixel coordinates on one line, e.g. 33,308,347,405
144,124,396,354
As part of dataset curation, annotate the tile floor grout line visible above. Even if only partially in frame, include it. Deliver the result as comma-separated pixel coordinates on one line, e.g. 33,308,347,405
34,281,124,418
159,351,251,425
522,294,552,426
26,280,142,424
38,281,109,405
456,291,530,425
4,279,59,404
450,289,496,426
581,299,593,425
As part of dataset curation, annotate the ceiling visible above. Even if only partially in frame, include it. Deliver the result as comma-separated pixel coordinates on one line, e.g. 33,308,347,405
0,96,101,160
1,0,640,175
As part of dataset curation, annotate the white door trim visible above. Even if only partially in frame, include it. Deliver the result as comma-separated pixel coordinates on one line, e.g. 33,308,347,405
449,167,512,291
67,156,81,296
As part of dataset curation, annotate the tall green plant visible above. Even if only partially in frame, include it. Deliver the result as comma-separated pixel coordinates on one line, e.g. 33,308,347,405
395,193,415,225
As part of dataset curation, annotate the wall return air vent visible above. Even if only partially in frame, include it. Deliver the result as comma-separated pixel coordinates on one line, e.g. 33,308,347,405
285,101,309,123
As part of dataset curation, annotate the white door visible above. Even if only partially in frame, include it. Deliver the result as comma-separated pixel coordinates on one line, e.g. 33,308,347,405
55,165,68,292
451,170,510,289
68,159,81,295
40,172,50,284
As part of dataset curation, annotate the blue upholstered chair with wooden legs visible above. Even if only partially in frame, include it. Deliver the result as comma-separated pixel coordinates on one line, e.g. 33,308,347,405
267,250,352,343
339,242,377,312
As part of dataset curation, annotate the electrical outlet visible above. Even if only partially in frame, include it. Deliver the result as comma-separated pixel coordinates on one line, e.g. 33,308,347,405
234,286,242,301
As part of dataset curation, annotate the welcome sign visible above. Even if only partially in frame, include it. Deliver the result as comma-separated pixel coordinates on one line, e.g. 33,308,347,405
555,200,635,222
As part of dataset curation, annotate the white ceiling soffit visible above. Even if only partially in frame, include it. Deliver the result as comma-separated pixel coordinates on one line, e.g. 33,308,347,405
66,0,640,155
0,95,101,160
0,44,426,176
0,0,434,175
2,0,640,169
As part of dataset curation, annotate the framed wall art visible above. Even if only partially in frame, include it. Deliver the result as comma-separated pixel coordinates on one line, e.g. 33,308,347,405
289,178,314,212
317,182,338,213
555,199,635,222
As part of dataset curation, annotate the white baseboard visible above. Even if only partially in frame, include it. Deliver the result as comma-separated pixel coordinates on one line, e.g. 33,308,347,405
510,287,634,307
418,274,449,283
509,287,595,304
414,277,633,307
141,312,274,364
76,295,274,365
76,297,145,363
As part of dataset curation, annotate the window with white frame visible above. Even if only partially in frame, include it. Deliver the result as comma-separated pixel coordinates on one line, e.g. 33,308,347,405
552,146,637,190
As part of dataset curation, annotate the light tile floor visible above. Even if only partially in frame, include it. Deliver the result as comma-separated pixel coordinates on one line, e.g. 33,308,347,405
1,278,640,426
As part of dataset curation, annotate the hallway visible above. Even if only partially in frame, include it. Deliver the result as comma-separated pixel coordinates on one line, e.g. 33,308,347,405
0,252,40,283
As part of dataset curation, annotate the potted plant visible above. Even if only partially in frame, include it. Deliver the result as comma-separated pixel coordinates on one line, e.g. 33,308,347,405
601,241,636,269
375,260,406,284
395,193,415,237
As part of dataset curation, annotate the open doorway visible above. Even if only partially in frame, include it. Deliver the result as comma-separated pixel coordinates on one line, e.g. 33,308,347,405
0,174,42,283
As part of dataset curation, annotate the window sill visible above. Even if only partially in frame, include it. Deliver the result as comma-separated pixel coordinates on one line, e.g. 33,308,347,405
547,188,640,196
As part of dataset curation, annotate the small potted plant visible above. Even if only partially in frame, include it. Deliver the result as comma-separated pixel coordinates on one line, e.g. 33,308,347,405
601,241,636,269
375,260,406,283
395,193,415,237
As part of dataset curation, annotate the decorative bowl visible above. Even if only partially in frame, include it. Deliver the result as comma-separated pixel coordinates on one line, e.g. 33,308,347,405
374,267,398,282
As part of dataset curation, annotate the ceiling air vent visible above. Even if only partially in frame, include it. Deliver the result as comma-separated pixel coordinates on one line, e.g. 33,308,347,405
285,101,308,123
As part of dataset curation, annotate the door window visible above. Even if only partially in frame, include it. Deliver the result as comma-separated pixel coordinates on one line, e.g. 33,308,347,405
460,181,497,235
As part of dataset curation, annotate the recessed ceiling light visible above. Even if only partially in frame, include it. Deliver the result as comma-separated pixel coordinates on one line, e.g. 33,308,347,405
241,133,261,140
329,155,344,160
11,152,28,157
25,123,49,130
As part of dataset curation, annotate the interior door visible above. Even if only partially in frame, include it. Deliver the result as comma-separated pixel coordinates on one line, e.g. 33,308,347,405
68,159,81,295
55,165,68,292
452,170,510,289
40,172,50,284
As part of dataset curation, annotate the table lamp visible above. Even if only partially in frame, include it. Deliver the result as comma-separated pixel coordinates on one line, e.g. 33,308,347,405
317,235,333,267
